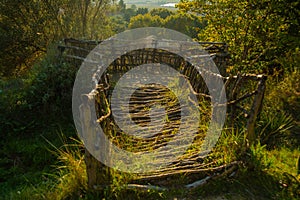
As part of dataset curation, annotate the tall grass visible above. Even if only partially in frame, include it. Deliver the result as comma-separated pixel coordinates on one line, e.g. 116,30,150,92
2,45,300,199
258,68,300,148
45,136,87,200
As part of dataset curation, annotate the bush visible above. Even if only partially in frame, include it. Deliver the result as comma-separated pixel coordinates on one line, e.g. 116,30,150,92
24,47,76,115
0,45,77,135
257,67,300,148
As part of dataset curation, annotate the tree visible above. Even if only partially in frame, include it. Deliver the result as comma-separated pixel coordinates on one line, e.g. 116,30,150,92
136,7,149,15
127,11,204,39
128,14,164,29
56,0,112,39
150,8,174,19
164,13,205,38
130,4,137,10
118,0,126,12
123,7,136,22
0,0,58,77
0,0,112,77
177,0,300,74
110,15,127,33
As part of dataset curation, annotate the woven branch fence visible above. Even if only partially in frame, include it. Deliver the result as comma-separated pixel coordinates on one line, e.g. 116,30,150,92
59,37,267,190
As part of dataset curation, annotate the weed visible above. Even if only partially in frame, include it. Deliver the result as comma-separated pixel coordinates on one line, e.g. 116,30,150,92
46,136,87,200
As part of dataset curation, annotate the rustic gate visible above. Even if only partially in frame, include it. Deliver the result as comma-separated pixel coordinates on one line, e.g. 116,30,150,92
59,37,266,190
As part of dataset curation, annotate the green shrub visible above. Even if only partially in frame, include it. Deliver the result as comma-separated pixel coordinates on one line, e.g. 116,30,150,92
24,47,77,116
257,111,294,147
257,66,300,148
50,139,87,200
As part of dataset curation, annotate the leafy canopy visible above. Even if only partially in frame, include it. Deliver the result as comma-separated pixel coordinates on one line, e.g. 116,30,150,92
177,0,300,74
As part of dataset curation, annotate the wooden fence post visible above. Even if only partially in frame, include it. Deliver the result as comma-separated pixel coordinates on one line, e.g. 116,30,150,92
80,89,112,192
246,75,267,146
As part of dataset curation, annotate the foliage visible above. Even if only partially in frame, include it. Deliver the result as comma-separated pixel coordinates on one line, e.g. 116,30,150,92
164,13,205,38
110,15,128,33
0,0,53,77
256,70,300,148
258,55,300,147
55,0,113,39
136,7,149,15
24,48,76,115
115,0,139,22
177,0,300,74
123,7,137,22
150,8,174,19
1,0,300,199
50,138,87,200
247,142,274,171
266,67,300,121
128,12,205,38
257,111,294,147
116,3,149,23
118,0,126,12
208,128,246,164
128,13,165,29
0,0,113,77
0,45,76,136
3,128,299,199
0,124,77,200
0,78,28,134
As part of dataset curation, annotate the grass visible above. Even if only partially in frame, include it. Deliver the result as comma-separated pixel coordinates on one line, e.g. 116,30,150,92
1,90,299,199
1,123,299,199
0,121,77,200
0,50,299,200
48,138,87,200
